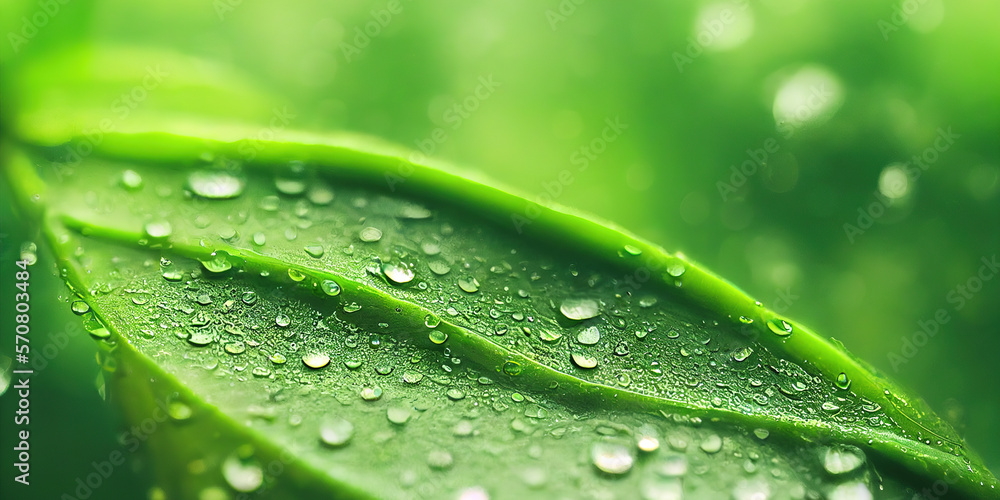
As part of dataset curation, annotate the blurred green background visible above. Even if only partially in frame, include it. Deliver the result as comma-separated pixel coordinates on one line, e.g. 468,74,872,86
1,0,998,498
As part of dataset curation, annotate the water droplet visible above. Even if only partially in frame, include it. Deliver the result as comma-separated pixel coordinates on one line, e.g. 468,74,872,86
307,185,334,205
288,268,306,282
275,176,306,196
828,482,872,500
511,392,525,402
403,371,424,384
424,314,441,328
222,450,263,492
321,279,341,296
387,406,412,425
822,445,865,475
384,263,414,284
167,395,192,421
83,314,110,339
446,388,465,401
427,449,454,470
269,352,286,364
699,434,722,454
623,245,642,256
767,318,793,336
360,386,383,401
571,352,598,369
458,276,480,293
639,296,658,308
739,315,754,324
732,346,753,362
637,427,660,452
188,170,246,199
577,326,600,345
560,298,600,320
224,342,246,355
200,253,232,273
539,330,562,342
666,261,686,277
304,244,324,258
143,221,172,239
836,372,851,390
428,260,451,275
343,302,362,313
753,428,770,440
302,353,330,369
591,441,634,475
120,170,143,190
275,314,291,327
503,361,522,376
242,291,257,304
71,300,90,315
524,405,548,418
360,227,383,242
320,418,354,447
426,329,448,344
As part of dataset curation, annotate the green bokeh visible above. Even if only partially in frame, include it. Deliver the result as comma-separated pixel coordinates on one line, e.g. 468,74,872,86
1,0,997,498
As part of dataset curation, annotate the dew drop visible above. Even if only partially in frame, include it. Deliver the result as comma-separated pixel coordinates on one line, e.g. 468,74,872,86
427,450,454,470
560,298,600,320
360,386,383,401
120,170,143,190
275,175,307,196
836,372,851,390
320,279,341,296
222,450,263,492
188,171,246,199
458,276,480,293
360,227,383,242
302,353,330,369
275,313,291,327
732,346,753,362
387,405,412,425
429,260,451,275
571,352,598,369
143,221,172,240
767,318,793,336
823,445,865,475
200,254,232,273
502,361,522,376
591,441,634,475
71,300,91,315
577,326,601,345
424,314,441,328
320,418,354,447
304,244,324,258
384,263,415,284
288,268,306,282
699,434,722,454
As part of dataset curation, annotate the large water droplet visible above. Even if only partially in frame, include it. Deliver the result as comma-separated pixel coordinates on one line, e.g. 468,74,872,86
320,279,341,296
304,245,324,258
222,450,263,493
503,361,522,376
387,405,412,425
732,346,753,362
71,300,91,315
822,445,865,475
188,170,246,199
458,276,480,293
767,318,793,336
577,326,600,345
429,330,448,345
200,253,232,273
560,298,600,320
591,441,634,475
699,434,722,454
143,221,172,240
384,263,414,284
320,418,354,447
360,227,383,242
571,352,598,369
302,353,330,369
120,170,143,190
836,372,851,390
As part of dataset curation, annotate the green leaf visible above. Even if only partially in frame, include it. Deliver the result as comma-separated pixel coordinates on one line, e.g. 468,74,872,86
3,129,998,499
3,47,997,500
